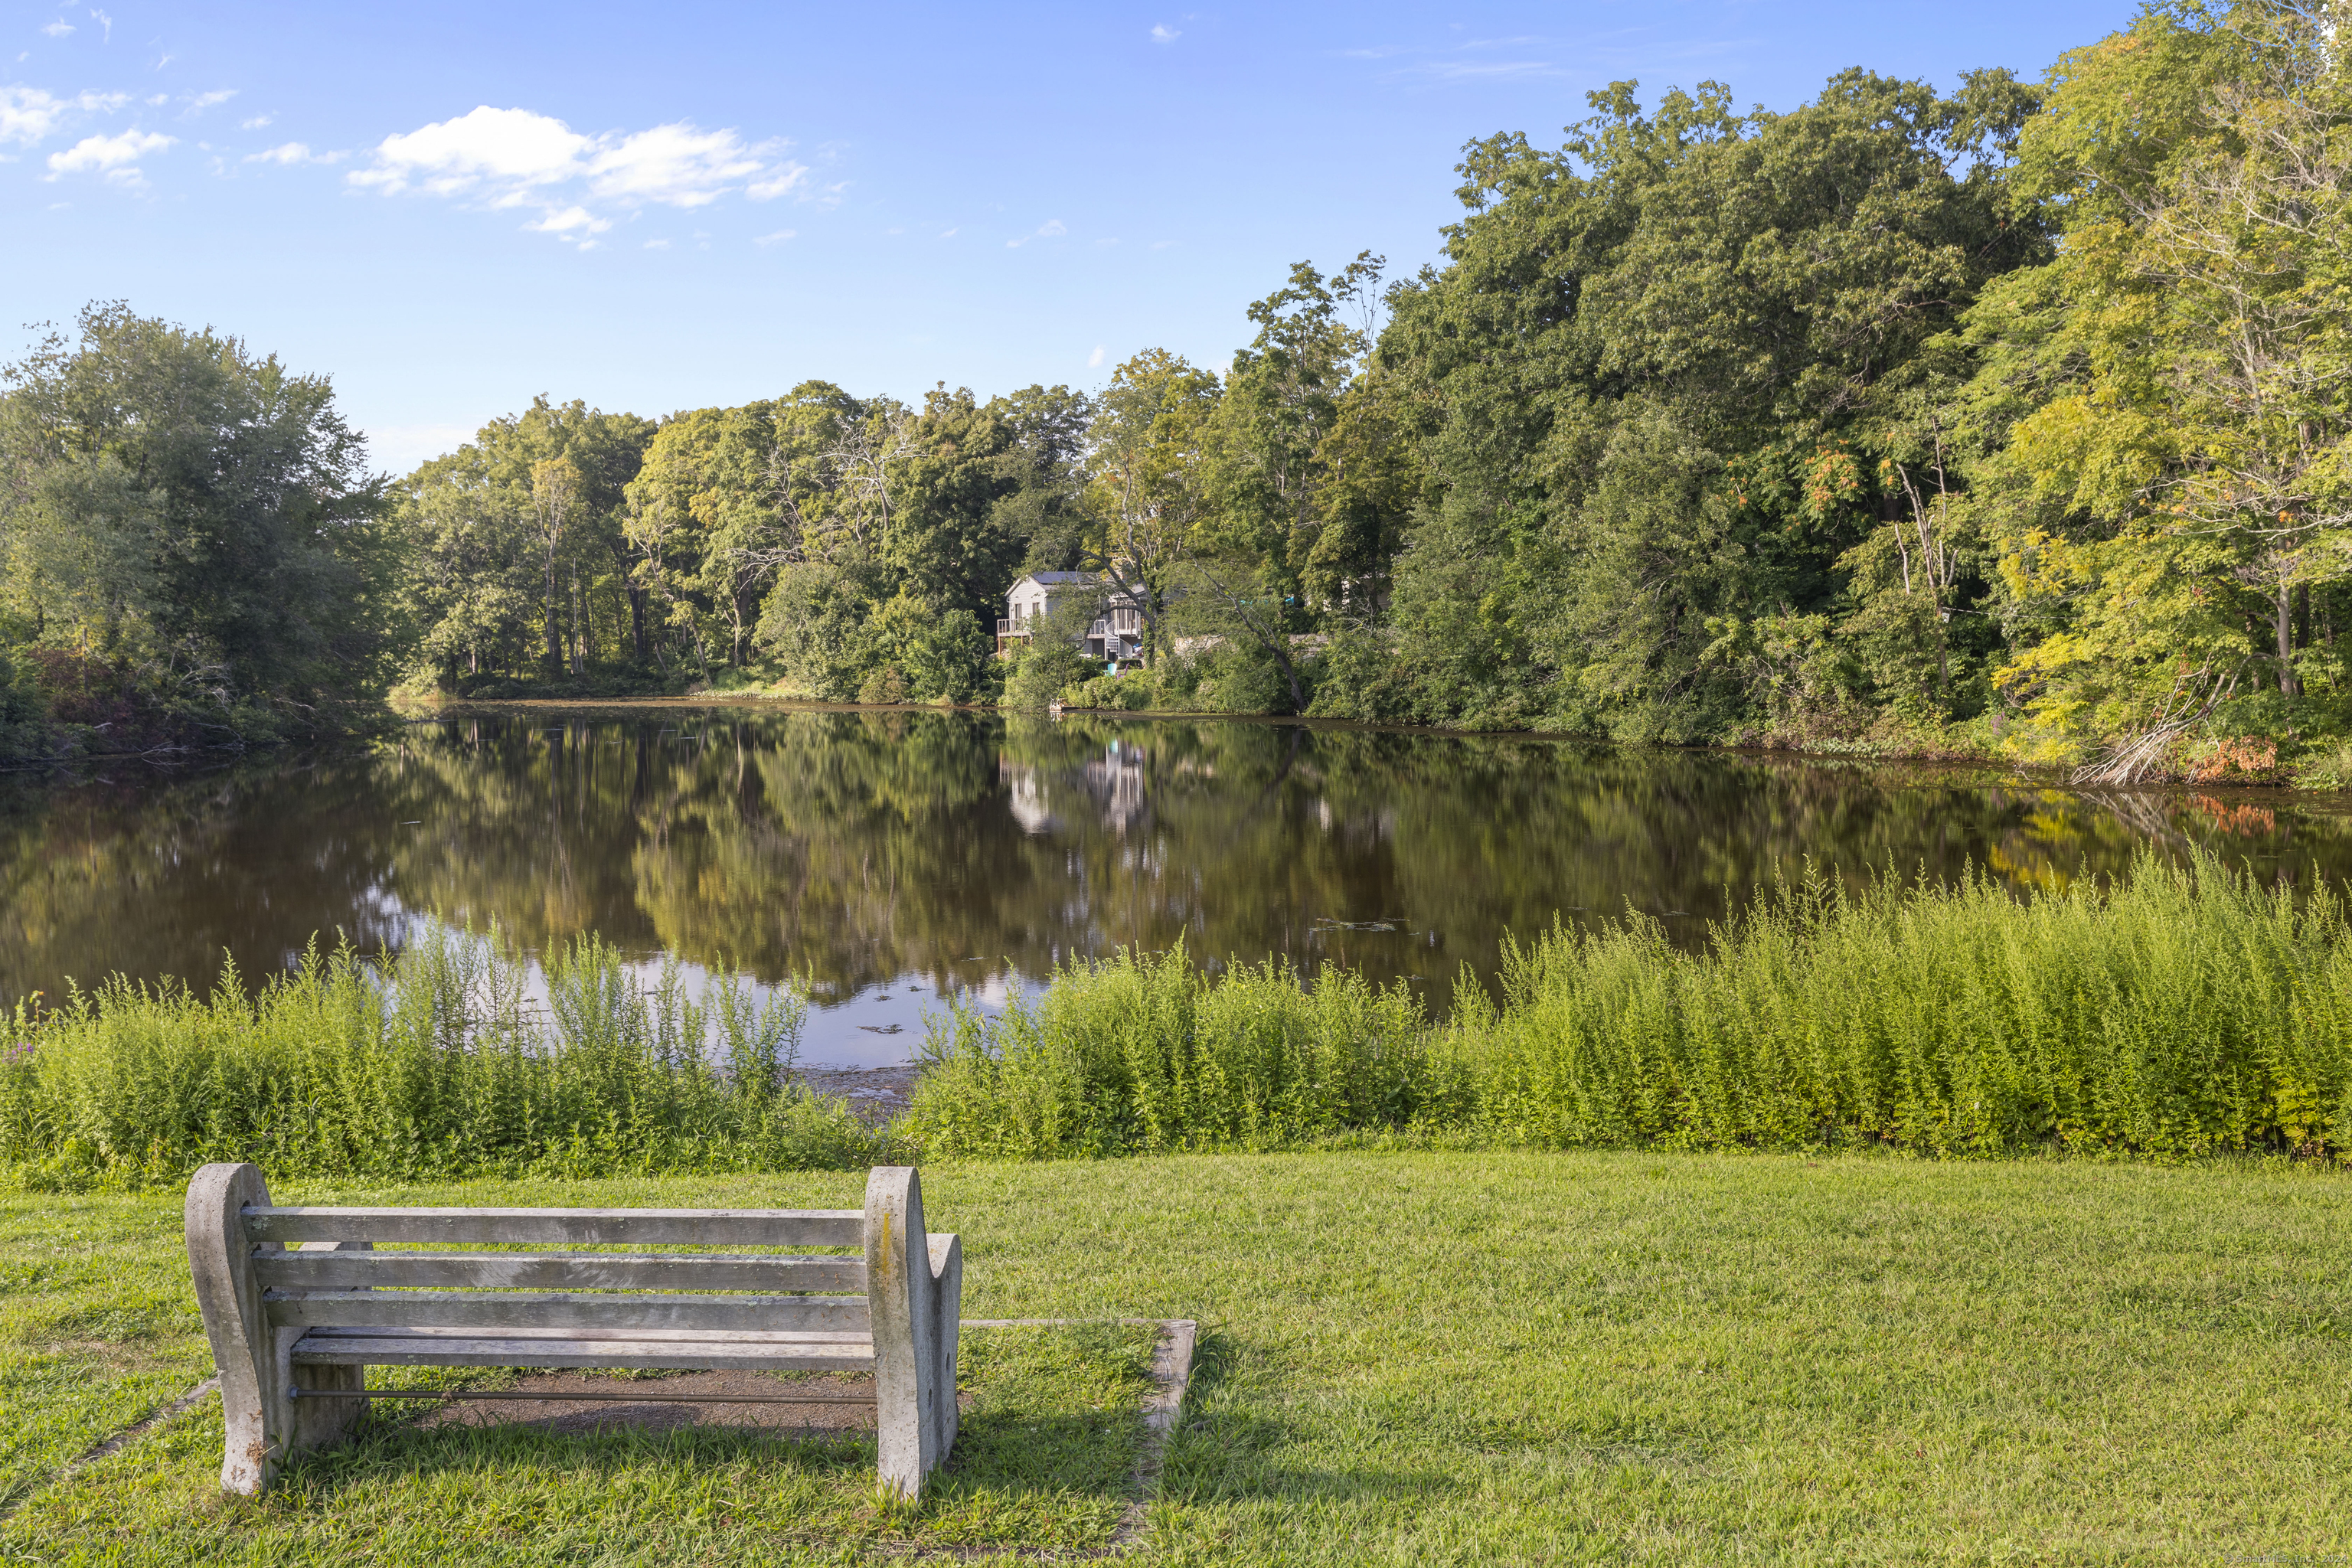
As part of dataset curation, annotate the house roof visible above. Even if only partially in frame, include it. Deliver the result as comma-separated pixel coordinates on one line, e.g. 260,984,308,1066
1017,570,1102,586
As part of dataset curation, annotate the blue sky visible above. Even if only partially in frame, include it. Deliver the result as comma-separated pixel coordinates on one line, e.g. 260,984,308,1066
6,0,2133,474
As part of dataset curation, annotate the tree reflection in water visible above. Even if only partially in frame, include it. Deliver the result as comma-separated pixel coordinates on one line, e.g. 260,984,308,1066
6,704,2352,1055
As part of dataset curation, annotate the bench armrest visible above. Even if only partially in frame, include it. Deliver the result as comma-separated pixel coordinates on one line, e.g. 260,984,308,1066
865,1167,960,1498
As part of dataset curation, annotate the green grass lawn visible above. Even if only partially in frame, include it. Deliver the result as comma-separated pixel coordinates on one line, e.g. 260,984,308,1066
6,1151,2352,1563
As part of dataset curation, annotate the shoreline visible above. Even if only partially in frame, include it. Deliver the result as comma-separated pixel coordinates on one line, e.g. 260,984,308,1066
5,692,2345,801
393,692,2352,798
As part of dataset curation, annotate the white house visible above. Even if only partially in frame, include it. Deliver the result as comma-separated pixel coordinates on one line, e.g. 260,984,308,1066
997,571,1149,665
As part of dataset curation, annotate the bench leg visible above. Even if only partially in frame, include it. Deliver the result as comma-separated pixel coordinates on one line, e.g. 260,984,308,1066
286,1241,370,1455
185,1164,371,1494
866,1167,961,1501
927,1233,962,1461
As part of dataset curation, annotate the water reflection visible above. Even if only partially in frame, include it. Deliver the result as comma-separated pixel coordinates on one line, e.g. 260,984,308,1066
4,704,2351,1063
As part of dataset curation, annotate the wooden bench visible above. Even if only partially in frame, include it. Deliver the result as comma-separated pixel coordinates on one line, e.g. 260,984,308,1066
184,1163,962,1499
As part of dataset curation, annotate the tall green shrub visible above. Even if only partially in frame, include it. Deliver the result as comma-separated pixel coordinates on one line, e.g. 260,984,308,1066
0,926,885,1188
906,944,1427,1156
907,855,2352,1161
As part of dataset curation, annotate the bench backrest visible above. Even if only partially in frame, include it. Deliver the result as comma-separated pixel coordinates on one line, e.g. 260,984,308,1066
248,1204,874,1338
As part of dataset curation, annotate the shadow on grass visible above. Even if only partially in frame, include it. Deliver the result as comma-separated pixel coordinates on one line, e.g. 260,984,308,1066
284,1400,1150,1503
1152,1331,1473,1511
241,1331,1161,1554
294,1413,870,1492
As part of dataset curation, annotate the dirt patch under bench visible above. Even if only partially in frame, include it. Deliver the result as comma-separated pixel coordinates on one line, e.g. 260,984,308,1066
407,1370,949,1437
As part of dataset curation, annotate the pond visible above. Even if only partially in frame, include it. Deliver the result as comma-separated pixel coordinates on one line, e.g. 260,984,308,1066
5,702,2351,1066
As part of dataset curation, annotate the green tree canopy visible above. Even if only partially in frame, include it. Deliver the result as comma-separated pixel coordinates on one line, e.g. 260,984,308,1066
1364,68,2047,736
0,302,395,739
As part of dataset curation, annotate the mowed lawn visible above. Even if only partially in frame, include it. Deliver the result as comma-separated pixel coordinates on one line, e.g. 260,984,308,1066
5,1150,2352,1563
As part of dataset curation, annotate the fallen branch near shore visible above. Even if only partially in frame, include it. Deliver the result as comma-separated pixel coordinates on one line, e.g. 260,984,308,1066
2072,659,2241,786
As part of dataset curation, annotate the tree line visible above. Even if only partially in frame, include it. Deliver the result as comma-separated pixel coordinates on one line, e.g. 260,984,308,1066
6,0,2352,783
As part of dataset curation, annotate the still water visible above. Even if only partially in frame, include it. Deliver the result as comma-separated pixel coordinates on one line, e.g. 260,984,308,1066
5,702,2351,1064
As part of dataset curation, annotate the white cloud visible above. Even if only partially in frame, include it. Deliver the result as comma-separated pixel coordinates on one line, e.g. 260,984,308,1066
240,112,271,129
89,8,110,42
351,106,815,240
244,141,341,165
938,226,957,238
1150,23,1180,43
351,106,588,197
753,228,793,246
526,204,609,237
1006,217,1067,248
746,161,806,200
42,20,72,36
46,126,172,182
185,88,234,112
2,85,126,145
643,237,670,249
1152,239,1174,250
2,87,67,142
1087,345,1105,368
587,121,768,207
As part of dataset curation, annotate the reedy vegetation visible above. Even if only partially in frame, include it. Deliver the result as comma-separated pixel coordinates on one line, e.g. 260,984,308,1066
906,852,2352,1161
14,4,2352,780
0,926,887,1189
9,852,2352,1186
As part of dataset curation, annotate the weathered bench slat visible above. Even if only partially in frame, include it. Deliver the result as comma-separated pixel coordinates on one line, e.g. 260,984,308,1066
289,1334,877,1371
244,1207,863,1246
253,1252,869,1293
263,1290,871,1333
296,1324,874,1345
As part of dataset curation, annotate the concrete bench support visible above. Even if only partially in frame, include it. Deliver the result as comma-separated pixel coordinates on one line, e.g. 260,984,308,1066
866,1165,962,1498
185,1163,368,1494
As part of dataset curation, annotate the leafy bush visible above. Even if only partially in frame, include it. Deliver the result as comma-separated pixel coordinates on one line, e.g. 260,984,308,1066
1191,638,1294,714
0,926,890,1188
1003,641,1095,709
902,607,995,703
1059,670,1154,711
1305,628,1415,723
2297,738,2352,790
1048,642,1302,715
854,596,995,704
858,662,911,704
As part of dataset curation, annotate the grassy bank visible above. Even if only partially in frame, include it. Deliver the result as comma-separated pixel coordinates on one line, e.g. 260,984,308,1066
911,851,2352,1162
6,1152,2352,1563
10,853,2352,1190
0,926,889,1191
